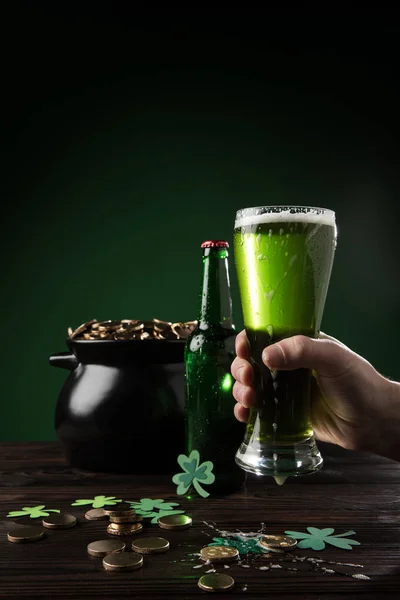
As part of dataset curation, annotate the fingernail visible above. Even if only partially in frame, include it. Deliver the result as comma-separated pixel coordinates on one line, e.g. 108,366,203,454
262,347,278,368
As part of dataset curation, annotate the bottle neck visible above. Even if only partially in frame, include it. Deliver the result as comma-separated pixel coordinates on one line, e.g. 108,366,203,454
198,247,233,329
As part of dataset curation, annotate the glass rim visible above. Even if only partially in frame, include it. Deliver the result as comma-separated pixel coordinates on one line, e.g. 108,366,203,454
235,205,335,216
235,205,336,228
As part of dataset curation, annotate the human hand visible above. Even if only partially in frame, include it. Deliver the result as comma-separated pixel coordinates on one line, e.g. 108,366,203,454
231,330,400,461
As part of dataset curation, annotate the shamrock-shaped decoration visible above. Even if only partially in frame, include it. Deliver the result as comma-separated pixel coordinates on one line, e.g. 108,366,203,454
71,495,122,508
172,450,215,498
7,505,60,519
126,498,185,524
209,535,269,555
284,527,360,551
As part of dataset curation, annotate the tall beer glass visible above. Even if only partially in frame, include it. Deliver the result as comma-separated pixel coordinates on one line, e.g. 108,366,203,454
234,206,337,481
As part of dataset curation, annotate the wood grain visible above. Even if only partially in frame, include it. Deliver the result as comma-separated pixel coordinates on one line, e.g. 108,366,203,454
1,442,400,599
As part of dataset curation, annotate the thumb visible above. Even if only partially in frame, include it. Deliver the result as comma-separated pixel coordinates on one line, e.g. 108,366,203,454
262,335,355,379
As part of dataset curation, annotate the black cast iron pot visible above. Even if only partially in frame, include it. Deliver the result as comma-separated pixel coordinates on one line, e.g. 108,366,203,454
49,338,185,474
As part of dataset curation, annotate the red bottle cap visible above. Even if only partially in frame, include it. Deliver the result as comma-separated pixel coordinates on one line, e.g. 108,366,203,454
201,240,229,248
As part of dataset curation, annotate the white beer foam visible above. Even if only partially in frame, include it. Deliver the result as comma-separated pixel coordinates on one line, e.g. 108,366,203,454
235,207,335,229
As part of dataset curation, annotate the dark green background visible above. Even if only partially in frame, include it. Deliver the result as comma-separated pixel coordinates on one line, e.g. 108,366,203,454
2,8,399,440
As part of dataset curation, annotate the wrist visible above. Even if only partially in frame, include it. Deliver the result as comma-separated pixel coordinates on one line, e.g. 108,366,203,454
371,379,400,462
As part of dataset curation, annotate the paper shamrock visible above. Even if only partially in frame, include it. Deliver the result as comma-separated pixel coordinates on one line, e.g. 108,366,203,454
172,450,215,498
208,535,268,555
71,495,122,508
7,505,60,519
126,498,185,524
284,527,360,551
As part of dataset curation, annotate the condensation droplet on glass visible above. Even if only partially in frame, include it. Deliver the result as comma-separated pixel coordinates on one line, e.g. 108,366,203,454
264,290,275,303
273,453,278,461
289,254,297,268
267,325,274,338
279,228,284,236
256,233,262,246
272,422,278,432
274,397,279,404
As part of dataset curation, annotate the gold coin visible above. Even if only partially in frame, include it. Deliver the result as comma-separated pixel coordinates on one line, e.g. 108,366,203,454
7,526,45,543
158,514,192,530
102,552,143,572
200,546,239,563
259,534,298,551
42,513,77,529
109,514,143,524
87,539,126,557
171,322,197,339
85,509,108,521
107,523,143,536
114,330,134,340
70,319,97,339
131,537,170,554
198,573,235,592
153,319,172,331
120,319,141,326
103,503,134,517
98,320,121,330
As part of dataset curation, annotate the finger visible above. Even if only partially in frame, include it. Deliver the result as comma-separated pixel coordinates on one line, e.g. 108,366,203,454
231,357,254,386
234,402,250,423
235,330,251,359
318,331,348,348
261,335,355,379
232,381,256,408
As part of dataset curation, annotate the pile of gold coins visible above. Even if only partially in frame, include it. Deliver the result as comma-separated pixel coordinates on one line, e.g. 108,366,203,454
68,319,197,341
85,504,193,573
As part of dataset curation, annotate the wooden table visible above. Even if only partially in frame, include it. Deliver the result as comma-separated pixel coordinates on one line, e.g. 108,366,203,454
1,442,399,599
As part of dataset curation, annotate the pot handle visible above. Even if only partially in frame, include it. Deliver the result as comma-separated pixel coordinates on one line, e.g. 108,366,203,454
49,352,78,370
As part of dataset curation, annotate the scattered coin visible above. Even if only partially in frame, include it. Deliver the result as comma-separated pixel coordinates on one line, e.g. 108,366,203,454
7,526,45,543
85,508,108,521
200,546,239,563
42,513,77,529
87,539,126,557
131,537,170,554
103,503,134,517
259,534,298,551
107,522,143,536
103,552,144,572
198,573,235,592
158,514,192,530
109,514,142,524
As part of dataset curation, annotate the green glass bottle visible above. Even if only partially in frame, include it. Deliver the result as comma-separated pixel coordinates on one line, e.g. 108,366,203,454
185,240,246,495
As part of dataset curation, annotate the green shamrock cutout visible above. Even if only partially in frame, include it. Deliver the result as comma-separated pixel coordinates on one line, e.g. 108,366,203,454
129,498,181,512
208,535,269,555
126,498,185,524
284,527,360,551
172,450,215,498
7,505,60,519
71,495,122,508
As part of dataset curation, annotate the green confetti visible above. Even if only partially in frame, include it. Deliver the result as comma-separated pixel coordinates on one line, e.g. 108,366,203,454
7,505,60,519
172,450,215,498
208,535,269,555
284,527,360,551
71,495,122,508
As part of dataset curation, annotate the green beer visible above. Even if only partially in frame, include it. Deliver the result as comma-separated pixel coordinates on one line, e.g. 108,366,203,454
234,206,337,480
185,241,245,495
